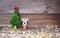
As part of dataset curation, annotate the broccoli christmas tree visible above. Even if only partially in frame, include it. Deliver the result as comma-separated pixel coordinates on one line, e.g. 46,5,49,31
10,6,23,30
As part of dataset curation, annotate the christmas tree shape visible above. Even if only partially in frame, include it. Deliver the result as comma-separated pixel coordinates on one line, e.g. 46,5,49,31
10,6,23,30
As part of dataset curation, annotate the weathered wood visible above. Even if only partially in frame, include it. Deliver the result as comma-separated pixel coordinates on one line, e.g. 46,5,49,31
0,13,60,27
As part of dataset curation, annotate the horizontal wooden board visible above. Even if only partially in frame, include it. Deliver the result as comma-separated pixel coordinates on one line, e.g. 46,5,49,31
0,13,60,27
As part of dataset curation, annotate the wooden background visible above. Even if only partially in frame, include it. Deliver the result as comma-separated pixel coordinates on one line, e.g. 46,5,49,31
0,13,60,27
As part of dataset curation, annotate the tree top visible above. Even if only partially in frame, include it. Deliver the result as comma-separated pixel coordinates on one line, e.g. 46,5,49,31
14,6,19,10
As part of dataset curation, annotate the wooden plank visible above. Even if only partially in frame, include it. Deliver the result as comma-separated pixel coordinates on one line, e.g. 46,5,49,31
0,13,60,26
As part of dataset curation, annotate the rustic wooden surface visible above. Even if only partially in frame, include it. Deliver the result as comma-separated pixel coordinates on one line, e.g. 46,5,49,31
0,13,60,27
